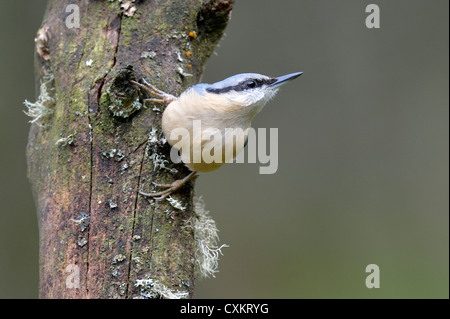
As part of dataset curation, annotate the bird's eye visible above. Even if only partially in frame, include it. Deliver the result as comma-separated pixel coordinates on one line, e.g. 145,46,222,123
245,80,257,89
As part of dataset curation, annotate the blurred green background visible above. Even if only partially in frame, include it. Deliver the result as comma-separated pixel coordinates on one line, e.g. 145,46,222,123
0,0,448,298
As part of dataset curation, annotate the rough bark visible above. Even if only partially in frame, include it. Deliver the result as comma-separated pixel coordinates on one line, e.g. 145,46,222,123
27,0,233,299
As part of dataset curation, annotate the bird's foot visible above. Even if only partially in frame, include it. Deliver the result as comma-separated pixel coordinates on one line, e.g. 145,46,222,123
139,171,197,200
130,78,177,104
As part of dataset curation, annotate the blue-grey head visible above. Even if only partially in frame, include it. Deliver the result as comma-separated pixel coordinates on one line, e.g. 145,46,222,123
192,72,303,110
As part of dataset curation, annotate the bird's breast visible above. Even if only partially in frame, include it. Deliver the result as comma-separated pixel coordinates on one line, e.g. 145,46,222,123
161,91,250,172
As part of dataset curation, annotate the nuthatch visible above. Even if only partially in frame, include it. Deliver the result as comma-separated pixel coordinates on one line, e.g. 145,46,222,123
131,71,303,199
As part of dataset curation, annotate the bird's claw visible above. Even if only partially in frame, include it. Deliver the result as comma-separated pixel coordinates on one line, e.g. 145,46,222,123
130,79,177,104
139,189,174,200
139,172,197,201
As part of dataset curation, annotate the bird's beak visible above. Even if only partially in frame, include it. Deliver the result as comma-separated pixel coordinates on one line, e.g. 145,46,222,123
270,72,303,88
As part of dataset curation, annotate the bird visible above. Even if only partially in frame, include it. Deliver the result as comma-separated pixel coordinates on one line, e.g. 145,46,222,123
131,71,303,199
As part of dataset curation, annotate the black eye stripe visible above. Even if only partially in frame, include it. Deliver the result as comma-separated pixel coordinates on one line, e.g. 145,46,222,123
206,78,276,94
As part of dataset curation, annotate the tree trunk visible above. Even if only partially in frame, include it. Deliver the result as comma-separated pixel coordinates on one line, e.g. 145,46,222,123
26,0,233,299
